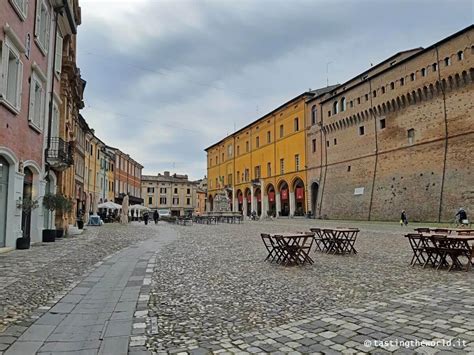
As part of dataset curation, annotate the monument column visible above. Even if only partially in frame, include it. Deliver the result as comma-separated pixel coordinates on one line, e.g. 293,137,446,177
289,191,295,217
276,192,281,218
250,186,255,214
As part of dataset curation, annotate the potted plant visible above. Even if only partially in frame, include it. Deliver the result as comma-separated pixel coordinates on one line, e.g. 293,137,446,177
42,194,73,239
42,193,59,242
56,195,73,238
76,209,84,230
16,197,39,249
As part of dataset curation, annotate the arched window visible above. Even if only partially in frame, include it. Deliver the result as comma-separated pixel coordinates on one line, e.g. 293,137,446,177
421,68,426,77
340,97,346,112
333,101,338,115
457,51,464,61
444,57,451,66
390,82,395,90
311,105,317,125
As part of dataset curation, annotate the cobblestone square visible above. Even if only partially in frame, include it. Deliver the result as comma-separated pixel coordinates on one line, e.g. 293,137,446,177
146,219,474,354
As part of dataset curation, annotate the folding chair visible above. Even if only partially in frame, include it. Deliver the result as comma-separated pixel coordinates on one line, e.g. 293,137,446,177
405,233,426,266
261,233,283,263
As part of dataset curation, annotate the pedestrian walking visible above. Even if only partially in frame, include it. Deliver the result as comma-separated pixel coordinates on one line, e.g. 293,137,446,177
400,210,408,226
153,210,159,224
143,211,149,225
455,208,468,226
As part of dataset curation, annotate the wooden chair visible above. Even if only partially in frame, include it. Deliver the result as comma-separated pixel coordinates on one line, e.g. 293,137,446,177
405,234,426,266
261,233,282,263
423,235,448,269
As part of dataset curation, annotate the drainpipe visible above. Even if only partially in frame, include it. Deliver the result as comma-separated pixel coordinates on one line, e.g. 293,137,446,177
367,79,379,221
318,102,327,218
435,46,448,223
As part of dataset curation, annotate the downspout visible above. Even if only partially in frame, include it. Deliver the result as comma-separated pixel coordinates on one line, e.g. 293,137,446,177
367,79,379,221
304,98,309,216
436,46,448,223
318,102,328,218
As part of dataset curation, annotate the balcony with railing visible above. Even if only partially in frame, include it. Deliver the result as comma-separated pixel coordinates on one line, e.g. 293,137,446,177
46,137,74,171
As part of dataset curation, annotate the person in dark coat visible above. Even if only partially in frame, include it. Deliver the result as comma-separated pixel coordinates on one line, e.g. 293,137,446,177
455,208,468,224
143,211,149,225
400,210,408,226
153,210,159,224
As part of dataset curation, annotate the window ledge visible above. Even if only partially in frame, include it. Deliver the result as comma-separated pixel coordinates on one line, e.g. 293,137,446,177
0,98,20,115
9,1,27,21
34,37,48,57
28,121,43,134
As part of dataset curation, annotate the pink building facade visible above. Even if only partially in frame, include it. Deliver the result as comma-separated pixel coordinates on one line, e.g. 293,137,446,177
0,0,78,249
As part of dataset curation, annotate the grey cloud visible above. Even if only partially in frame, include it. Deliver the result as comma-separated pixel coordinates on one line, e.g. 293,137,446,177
77,0,472,179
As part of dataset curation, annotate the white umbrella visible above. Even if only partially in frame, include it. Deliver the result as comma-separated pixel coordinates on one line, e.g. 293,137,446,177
98,201,122,210
121,195,129,224
130,204,149,211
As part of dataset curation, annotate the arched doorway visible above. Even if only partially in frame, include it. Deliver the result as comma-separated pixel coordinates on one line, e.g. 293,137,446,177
208,194,214,212
278,181,289,217
266,184,276,217
293,178,306,216
0,156,9,247
21,167,34,239
236,189,243,212
311,182,319,218
255,188,262,216
245,188,251,216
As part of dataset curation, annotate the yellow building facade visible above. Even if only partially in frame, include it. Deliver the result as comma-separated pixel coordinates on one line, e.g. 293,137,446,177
206,92,314,218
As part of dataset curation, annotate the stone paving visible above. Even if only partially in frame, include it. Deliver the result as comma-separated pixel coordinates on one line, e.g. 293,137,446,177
0,222,169,354
146,219,474,354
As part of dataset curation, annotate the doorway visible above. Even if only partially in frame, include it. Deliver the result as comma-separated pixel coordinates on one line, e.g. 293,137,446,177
21,168,33,239
311,182,319,218
0,156,9,247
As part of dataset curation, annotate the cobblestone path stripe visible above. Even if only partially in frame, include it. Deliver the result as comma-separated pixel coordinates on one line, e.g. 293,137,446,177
2,227,177,355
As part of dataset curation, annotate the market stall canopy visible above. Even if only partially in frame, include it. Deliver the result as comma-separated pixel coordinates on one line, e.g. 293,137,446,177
98,201,122,210
129,204,150,211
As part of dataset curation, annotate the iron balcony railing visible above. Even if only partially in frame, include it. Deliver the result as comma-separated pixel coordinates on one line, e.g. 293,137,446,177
46,137,74,171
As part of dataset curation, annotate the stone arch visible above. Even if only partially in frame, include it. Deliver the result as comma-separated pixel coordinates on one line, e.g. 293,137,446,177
462,70,469,84
454,73,461,87
428,84,435,97
441,78,447,90
396,96,402,109
291,177,306,216
277,180,289,217
244,187,252,217
236,189,243,212
391,99,397,111
0,147,19,167
382,102,387,113
401,95,407,107
411,91,417,104
416,88,423,102
447,76,454,90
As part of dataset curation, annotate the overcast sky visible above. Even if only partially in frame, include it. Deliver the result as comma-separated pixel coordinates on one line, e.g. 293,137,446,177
77,0,473,180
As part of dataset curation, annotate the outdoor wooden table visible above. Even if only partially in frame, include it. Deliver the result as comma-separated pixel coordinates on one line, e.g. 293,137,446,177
405,233,474,271
261,232,315,266
318,228,360,254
